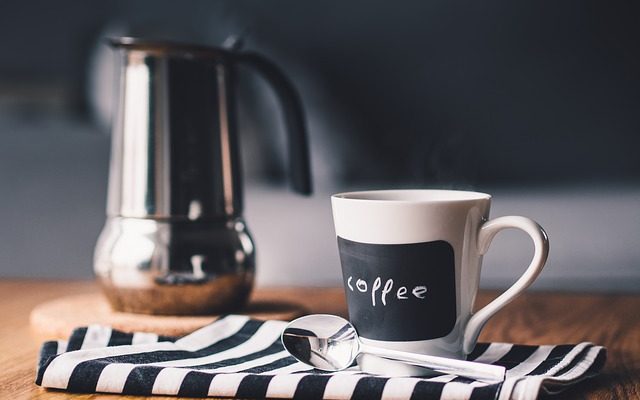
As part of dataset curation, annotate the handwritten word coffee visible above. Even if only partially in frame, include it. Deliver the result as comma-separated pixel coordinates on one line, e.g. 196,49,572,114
346,276,428,307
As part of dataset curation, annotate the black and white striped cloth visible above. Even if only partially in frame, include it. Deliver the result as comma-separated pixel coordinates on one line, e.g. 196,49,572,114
36,315,605,399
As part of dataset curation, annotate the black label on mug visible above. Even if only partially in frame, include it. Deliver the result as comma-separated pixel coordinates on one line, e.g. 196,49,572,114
338,237,456,341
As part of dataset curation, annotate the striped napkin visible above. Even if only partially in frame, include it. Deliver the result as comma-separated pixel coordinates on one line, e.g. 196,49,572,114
36,315,605,400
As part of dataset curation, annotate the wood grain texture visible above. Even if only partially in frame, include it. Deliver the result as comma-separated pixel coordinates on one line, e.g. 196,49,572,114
30,293,306,341
0,280,638,399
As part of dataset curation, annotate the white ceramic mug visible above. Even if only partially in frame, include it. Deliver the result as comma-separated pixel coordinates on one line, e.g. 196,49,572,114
331,189,549,375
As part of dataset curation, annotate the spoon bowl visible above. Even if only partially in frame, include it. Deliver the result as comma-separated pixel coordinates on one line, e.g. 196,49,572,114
281,314,359,371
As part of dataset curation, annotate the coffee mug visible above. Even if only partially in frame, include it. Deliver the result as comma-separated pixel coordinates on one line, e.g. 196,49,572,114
331,189,549,375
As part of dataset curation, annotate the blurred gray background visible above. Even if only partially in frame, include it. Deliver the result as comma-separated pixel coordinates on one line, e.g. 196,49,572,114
1,0,638,291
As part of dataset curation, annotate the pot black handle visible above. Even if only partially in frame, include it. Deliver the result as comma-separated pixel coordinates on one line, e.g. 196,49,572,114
238,52,312,195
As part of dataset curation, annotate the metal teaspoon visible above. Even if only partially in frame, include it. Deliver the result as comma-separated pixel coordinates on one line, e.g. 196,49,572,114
281,314,506,383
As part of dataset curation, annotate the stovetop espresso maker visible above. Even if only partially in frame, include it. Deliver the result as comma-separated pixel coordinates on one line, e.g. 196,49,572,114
94,37,311,315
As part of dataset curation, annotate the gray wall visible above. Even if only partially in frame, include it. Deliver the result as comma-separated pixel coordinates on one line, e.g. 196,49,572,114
0,1,639,291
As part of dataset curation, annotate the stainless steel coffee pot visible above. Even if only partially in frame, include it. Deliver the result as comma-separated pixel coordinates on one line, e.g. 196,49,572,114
94,37,311,315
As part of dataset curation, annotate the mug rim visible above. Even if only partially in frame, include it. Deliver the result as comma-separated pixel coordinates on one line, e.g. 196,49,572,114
331,189,491,204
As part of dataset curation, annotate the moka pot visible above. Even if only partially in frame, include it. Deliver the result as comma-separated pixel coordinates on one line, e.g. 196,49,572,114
94,38,311,315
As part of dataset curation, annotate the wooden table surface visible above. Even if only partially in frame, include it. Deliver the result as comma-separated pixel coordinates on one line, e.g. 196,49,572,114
1,280,638,399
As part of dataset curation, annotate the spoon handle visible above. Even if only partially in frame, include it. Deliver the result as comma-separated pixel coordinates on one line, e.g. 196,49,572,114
360,344,506,382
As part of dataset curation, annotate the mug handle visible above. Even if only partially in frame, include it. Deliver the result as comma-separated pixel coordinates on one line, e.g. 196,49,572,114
463,216,549,354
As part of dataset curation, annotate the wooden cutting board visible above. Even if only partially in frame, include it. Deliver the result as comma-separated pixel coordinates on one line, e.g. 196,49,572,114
30,292,307,341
